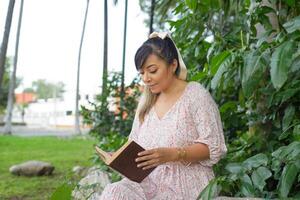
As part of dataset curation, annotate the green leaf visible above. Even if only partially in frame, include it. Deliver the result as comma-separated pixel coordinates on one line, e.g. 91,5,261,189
270,41,296,90
225,163,243,174
185,0,197,11
283,16,300,33
279,163,299,198
210,51,231,75
240,174,255,197
243,153,268,170
191,71,206,81
251,166,272,192
210,51,232,89
282,106,295,131
50,183,73,200
242,50,267,98
197,178,218,200
284,0,295,6
219,101,237,114
293,125,300,135
291,54,300,72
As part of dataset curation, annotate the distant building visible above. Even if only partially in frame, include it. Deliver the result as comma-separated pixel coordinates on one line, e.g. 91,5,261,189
15,92,37,104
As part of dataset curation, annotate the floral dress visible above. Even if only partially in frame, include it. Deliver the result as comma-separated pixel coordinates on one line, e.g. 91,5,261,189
99,81,227,200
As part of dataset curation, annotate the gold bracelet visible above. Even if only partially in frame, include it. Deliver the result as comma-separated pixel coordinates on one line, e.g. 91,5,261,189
177,147,187,161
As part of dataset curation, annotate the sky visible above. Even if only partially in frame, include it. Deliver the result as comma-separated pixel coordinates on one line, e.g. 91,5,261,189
0,0,149,99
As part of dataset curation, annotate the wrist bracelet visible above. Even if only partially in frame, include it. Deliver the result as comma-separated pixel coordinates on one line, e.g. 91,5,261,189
177,147,187,161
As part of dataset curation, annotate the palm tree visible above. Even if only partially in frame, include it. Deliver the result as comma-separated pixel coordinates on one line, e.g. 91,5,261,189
75,0,90,135
0,0,15,95
120,0,128,135
149,0,155,34
101,0,108,104
3,0,24,135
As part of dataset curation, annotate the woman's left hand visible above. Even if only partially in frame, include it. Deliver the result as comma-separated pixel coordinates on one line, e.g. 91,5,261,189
135,147,177,170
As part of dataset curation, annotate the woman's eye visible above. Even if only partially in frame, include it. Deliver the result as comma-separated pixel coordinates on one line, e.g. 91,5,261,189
150,70,157,74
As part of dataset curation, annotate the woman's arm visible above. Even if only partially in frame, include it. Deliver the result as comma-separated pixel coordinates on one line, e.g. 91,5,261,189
135,143,209,170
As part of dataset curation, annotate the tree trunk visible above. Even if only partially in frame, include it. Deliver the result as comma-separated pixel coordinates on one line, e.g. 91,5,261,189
102,0,108,103
3,0,24,135
149,0,155,35
0,0,15,95
120,0,128,135
75,0,90,135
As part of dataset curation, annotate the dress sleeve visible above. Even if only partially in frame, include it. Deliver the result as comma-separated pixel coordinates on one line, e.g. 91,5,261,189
190,88,227,167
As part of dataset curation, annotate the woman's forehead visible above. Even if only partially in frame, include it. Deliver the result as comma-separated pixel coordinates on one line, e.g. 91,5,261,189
141,54,164,68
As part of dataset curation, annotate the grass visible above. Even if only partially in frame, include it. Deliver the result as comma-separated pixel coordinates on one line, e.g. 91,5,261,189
0,135,96,200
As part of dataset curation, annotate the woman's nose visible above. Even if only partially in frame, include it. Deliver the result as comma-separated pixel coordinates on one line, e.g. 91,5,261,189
142,73,150,83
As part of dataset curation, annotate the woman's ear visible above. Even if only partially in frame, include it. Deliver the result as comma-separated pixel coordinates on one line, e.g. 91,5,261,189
171,59,178,73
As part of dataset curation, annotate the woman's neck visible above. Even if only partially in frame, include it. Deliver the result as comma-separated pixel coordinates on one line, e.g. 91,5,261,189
159,78,187,100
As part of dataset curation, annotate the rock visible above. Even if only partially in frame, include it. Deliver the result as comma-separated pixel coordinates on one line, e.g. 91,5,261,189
72,166,87,176
72,166,110,200
9,160,55,176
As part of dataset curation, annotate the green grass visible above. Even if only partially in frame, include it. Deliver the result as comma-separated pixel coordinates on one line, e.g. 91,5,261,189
0,135,96,200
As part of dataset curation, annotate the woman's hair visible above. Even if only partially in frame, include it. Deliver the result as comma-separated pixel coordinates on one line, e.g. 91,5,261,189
134,37,181,123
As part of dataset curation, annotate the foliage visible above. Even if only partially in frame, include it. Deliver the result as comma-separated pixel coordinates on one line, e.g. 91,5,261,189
139,0,177,31
26,79,65,101
145,0,300,198
81,72,141,181
0,57,21,113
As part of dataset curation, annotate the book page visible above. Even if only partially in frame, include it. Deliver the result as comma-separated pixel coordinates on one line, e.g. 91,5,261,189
95,146,112,164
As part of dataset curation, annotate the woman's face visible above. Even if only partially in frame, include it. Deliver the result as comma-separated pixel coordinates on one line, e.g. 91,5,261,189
139,54,177,94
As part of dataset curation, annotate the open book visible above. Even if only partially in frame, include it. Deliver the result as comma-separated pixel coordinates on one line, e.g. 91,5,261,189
94,139,156,183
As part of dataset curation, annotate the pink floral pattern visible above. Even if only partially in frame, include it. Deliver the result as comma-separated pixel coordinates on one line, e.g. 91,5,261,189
99,82,227,200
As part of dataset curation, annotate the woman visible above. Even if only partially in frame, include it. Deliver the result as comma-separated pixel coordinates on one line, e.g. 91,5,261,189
99,32,227,200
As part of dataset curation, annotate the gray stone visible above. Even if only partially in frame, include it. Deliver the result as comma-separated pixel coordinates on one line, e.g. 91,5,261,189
72,166,111,200
72,166,87,176
9,160,55,176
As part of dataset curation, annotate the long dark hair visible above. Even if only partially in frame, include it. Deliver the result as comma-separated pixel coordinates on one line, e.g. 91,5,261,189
134,36,180,123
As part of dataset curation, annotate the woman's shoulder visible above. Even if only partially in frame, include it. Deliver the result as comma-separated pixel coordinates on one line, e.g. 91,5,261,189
185,81,216,105
186,81,209,96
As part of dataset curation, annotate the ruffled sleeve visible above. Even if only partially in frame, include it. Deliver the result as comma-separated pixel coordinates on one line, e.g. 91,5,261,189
189,84,227,167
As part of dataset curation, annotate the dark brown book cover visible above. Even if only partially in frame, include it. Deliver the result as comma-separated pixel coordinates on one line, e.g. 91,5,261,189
95,140,156,183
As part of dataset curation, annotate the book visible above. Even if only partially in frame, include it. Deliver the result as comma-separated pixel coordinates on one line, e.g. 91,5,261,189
94,139,156,183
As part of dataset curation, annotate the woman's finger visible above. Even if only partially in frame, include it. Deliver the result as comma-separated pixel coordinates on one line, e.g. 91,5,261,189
138,149,156,156
135,153,158,162
142,162,160,170
137,158,159,168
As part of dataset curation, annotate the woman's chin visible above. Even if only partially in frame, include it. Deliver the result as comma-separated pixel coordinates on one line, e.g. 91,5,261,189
149,88,160,94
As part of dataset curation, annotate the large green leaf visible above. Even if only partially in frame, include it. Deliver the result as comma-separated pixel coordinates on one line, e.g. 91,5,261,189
251,166,272,192
270,41,296,90
225,163,243,174
242,50,267,98
210,51,232,89
278,163,299,198
291,54,300,72
185,0,197,11
240,174,256,197
283,16,300,33
197,178,218,200
243,153,268,170
282,105,295,131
